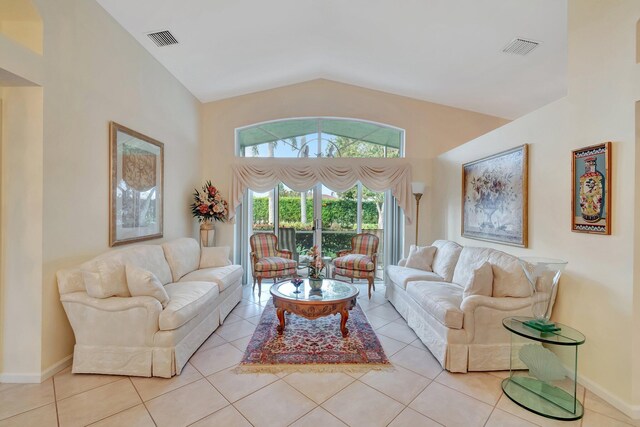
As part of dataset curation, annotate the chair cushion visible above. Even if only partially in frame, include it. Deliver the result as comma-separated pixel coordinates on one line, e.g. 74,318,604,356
334,267,375,279
432,240,463,282
180,265,243,292
386,265,445,290
159,281,219,331
254,257,296,272
406,281,464,329
333,254,374,271
162,238,201,282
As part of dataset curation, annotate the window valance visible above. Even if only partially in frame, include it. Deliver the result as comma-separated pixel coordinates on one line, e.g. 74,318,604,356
229,158,413,223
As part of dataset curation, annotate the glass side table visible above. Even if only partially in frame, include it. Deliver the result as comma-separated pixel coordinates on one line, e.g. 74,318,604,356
502,316,586,421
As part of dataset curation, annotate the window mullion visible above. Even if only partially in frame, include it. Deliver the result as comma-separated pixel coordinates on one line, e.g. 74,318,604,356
357,183,363,234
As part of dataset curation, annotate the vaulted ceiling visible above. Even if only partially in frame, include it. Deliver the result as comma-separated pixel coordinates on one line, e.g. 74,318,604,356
96,0,567,119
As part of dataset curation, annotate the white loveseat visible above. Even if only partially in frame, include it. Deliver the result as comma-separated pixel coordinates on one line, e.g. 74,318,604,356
56,238,243,378
386,240,549,373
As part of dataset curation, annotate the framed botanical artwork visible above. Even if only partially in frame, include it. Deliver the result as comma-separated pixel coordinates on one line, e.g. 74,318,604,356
109,122,164,246
571,142,611,235
462,144,528,247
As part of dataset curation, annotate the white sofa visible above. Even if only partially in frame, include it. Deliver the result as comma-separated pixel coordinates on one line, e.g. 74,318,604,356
56,238,243,378
386,240,550,373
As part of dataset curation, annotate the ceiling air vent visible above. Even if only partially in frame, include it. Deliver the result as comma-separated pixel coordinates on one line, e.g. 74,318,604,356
147,30,178,47
502,38,540,56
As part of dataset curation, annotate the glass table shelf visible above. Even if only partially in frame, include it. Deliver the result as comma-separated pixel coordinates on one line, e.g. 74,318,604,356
501,316,585,421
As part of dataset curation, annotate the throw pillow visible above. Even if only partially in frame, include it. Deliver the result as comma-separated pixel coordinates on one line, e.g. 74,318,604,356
463,261,493,299
125,265,170,308
82,270,107,299
405,245,437,271
200,246,232,269
95,258,131,298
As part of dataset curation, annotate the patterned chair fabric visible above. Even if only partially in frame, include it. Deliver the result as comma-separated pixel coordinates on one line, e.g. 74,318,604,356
250,233,296,296
278,227,299,262
333,254,375,271
332,233,379,299
254,257,297,272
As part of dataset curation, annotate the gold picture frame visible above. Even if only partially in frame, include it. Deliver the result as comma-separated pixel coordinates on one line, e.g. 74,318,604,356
571,142,611,235
461,144,528,247
109,122,164,246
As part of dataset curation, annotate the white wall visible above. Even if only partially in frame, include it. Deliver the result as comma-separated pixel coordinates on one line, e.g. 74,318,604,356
433,0,640,415
0,0,201,379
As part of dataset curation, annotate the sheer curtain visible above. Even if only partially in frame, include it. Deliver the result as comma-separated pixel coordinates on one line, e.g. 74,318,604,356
229,158,413,223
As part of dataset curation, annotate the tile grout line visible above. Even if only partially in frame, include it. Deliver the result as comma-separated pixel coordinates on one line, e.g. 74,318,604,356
128,376,159,427
52,376,60,427
282,372,358,408
430,377,500,408
80,379,143,426
0,391,60,423
402,381,447,426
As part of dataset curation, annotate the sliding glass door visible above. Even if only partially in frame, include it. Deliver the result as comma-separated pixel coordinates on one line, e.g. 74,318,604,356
248,182,387,280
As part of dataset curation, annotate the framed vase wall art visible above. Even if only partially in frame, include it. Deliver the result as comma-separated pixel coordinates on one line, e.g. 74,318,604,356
571,142,611,235
462,144,528,247
109,122,164,246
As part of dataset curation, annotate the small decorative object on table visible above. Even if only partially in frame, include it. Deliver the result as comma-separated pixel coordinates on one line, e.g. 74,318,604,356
291,277,304,294
308,245,325,291
518,257,567,332
190,180,228,247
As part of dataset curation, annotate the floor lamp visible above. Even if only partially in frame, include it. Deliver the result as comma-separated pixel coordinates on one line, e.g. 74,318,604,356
411,182,425,245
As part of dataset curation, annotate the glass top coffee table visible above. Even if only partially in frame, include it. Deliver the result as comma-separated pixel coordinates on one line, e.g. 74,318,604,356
270,278,359,337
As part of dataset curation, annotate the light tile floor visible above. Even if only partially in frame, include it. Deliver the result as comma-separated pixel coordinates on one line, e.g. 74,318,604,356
0,282,637,427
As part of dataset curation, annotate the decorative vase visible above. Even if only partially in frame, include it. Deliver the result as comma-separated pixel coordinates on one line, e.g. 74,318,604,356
519,257,567,325
309,277,323,291
199,220,215,247
579,156,604,222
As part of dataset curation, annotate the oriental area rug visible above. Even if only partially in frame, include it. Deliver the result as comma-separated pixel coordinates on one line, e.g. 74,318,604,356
238,301,390,373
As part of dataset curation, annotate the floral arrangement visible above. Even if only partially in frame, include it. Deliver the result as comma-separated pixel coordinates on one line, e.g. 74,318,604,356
307,245,325,279
190,180,229,223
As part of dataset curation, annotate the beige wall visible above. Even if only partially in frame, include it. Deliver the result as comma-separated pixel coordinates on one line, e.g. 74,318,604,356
201,79,508,250
0,0,42,54
433,0,640,415
0,86,43,378
0,0,202,378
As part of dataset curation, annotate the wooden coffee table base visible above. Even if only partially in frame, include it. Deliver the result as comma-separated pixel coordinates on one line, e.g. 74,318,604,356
273,297,357,338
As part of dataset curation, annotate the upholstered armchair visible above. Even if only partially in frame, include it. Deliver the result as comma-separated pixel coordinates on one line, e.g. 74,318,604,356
250,233,297,296
332,233,379,298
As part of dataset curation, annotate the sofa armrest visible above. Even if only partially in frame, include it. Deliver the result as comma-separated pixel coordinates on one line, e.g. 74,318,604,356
276,249,292,259
461,295,534,343
61,292,161,347
460,295,532,313
336,249,351,258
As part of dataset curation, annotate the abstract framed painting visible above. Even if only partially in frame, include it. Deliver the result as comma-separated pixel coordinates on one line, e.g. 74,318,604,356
109,122,164,246
462,144,528,247
571,142,611,235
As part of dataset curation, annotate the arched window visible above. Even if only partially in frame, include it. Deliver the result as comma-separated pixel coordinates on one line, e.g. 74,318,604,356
236,117,404,158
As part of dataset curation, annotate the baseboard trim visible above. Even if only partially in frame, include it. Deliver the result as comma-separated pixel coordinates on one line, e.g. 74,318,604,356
579,373,640,420
0,372,42,383
0,354,72,384
41,354,73,381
